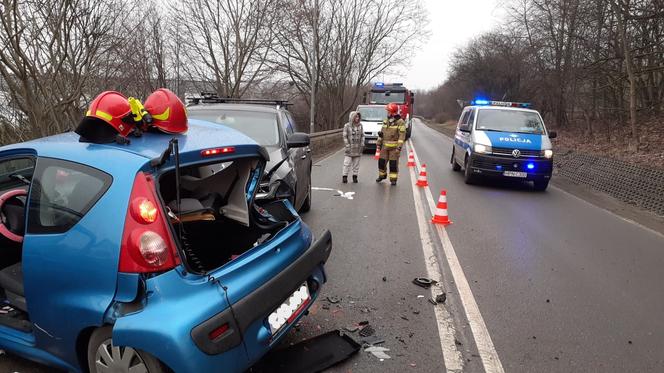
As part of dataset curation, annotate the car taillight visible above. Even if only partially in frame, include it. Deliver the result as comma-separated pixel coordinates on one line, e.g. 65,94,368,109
119,172,180,273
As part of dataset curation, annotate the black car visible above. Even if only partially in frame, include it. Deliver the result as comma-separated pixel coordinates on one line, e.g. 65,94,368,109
187,96,313,212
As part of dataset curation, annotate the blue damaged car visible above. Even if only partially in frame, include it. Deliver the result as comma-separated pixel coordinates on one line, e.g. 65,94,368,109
0,119,331,372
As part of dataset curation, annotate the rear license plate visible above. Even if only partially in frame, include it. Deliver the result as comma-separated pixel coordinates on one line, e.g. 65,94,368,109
503,171,527,178
267,283,311,335
367,140,377,144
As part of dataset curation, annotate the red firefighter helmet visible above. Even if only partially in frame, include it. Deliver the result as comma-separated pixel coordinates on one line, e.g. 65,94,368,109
144,88,188,134
76,91,134,143
386,103,399,116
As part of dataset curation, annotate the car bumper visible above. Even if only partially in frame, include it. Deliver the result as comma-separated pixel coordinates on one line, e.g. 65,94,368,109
469,153,552,180
364,136,379,149
112,230,332,373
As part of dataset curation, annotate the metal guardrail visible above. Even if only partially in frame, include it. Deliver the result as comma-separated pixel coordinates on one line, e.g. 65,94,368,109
308,128,343,139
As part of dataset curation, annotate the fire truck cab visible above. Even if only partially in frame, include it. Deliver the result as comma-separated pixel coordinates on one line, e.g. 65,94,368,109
366,82,414,139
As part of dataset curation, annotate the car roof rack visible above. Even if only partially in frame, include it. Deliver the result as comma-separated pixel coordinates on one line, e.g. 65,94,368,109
187,92,292,108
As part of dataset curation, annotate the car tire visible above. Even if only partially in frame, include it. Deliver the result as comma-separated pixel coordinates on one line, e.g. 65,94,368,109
299,177,312,213
533,179,549,191
464,156,475,184
88,326,166,373
451,148,461,171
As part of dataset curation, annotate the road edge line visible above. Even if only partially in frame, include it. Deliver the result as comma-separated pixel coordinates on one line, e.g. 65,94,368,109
409,137,505,373
407,159,464,372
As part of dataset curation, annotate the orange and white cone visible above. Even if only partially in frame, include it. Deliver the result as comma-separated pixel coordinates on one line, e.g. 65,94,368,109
432,189,452,226
373,148,380,160
407,151,416,167
415,163,429,187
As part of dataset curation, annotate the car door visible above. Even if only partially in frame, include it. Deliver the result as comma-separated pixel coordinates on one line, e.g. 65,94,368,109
454,109,472,164
283,112,308,209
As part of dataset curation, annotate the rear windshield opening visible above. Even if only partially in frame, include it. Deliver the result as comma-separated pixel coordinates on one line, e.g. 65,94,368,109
158,158,297,274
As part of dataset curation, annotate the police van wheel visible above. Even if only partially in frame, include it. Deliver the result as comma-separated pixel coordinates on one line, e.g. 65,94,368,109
451,148,461,171
463,157,475,184
533,179,549,191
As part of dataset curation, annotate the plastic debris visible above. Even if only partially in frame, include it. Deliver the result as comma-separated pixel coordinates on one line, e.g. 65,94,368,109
250,330,360,372
361,335,385,346
365,346,391,360
326,296,341,304
359,325,375,337
435,293,447,304
428,298,438,305
412,277,436,289
417,295,425,298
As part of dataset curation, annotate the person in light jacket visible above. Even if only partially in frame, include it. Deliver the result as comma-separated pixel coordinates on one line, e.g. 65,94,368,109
342,111,364,183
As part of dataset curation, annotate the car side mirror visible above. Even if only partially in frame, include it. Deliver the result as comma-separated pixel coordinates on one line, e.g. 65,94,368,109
548,131,557,139
287,132,310,148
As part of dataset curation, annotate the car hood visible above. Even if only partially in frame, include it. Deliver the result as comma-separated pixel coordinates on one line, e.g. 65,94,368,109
361,121,383,134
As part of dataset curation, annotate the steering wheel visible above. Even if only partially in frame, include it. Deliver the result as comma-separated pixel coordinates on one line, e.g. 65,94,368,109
0,189,27,243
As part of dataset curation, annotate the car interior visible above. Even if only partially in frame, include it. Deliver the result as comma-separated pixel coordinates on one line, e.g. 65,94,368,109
0,157,35,332
159,158,297,274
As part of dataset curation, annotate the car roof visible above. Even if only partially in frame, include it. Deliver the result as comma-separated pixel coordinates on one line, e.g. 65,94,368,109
187,103,282,114
0,119,265,172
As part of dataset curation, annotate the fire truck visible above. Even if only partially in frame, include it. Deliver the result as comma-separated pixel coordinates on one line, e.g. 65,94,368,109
365,82,415,138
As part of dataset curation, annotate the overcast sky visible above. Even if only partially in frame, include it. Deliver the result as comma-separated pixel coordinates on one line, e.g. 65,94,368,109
382,0,505,91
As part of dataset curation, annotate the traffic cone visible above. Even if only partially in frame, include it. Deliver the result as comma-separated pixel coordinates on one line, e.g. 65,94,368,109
407,151,416,167
432,189,452,226
373,148,380,160
415,163,429,187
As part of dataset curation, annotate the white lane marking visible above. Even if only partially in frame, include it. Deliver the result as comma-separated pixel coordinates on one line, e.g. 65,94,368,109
312,187,336,191
408,162,464,372
409,138,505,373
335,190,355,200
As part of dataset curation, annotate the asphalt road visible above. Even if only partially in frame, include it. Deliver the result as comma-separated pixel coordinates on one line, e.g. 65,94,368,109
4,118,664,372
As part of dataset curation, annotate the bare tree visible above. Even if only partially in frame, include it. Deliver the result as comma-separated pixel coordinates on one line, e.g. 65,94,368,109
0,0,131,143
169,0,281,98
272,0,427,130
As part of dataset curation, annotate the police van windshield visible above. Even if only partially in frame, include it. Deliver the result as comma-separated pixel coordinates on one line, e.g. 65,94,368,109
189,110,280,146
370,92,406,104
476,109,545,135
358,106,387,122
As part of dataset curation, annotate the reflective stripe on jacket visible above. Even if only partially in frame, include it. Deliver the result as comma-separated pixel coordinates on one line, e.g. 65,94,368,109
376,117,406,149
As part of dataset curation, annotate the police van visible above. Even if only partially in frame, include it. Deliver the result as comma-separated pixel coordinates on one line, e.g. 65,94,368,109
450,100,557,191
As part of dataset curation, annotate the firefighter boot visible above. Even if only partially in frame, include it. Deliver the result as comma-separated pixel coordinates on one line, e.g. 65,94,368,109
342,175,348,183
353,175,358,183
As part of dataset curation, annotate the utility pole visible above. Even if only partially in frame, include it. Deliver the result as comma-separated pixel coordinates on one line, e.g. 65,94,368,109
309,0,318,134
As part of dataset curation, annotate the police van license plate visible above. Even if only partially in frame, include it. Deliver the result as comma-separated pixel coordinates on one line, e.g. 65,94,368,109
368,140,377,144
267,283,311,335
503,171,527,178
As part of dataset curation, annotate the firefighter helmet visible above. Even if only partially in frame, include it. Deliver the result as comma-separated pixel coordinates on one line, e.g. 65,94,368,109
144,88,188,134
386,103,399,116
76,91,134,143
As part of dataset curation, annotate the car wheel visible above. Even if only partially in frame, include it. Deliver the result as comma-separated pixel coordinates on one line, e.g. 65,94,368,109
533,179,549,191
464,156,475,184
451,148,461,171
88,326,166,373
299,177,312,213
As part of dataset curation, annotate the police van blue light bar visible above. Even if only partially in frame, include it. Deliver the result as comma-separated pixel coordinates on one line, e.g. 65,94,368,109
470,99,532,108
374,82,384,88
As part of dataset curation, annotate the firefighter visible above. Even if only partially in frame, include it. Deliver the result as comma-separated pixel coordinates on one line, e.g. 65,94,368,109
376,102,406,185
